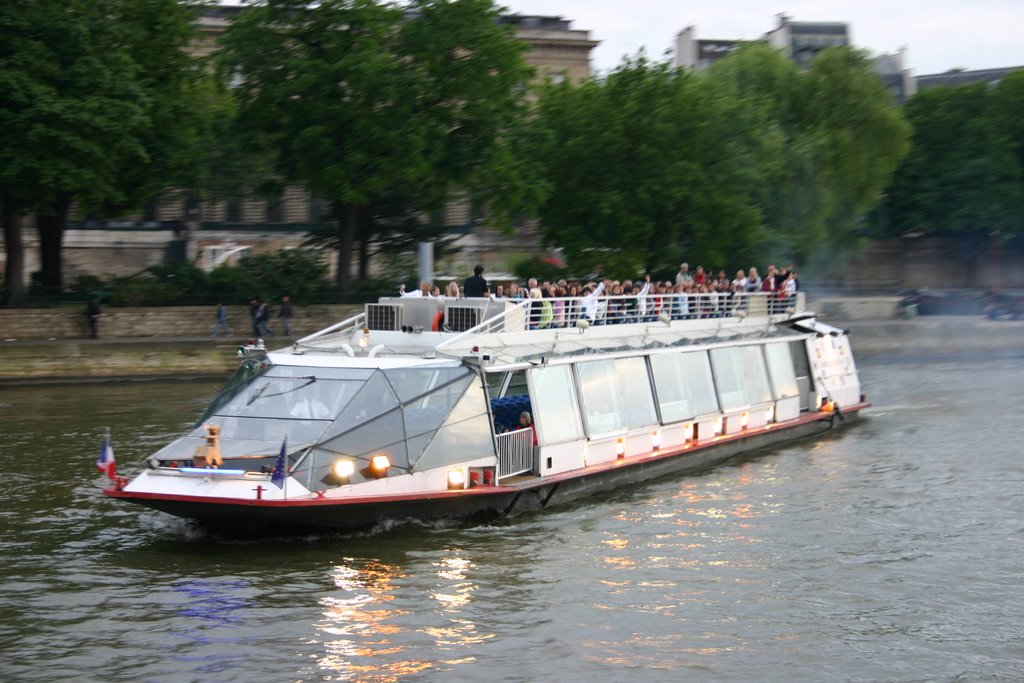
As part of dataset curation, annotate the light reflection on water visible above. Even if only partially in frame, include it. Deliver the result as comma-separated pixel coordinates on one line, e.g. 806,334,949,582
1,358,1024,682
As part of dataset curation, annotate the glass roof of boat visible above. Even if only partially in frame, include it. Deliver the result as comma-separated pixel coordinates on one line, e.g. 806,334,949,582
439,322,805,367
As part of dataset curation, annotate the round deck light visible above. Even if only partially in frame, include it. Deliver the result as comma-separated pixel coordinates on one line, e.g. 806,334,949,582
333,460,355,478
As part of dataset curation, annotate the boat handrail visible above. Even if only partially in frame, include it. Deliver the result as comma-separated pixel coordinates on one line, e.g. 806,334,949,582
495,427,535,480
436,299,532,353
434,291,803,349
294,311,367,348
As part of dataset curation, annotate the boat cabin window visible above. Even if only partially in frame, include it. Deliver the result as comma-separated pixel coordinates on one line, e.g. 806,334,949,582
505,369,529,398
528,365,583,444
764,343,800,399
711,346,773,411
576,357,657,436
649,351,719,422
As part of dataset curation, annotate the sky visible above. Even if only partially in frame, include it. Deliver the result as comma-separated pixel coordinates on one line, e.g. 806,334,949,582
499,0,1024,76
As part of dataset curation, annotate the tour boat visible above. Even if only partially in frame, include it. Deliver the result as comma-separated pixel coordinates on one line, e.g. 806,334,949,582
104,290,867,532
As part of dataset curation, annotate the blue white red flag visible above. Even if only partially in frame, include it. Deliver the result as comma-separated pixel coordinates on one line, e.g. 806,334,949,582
271,436,287,489
97,433,117,480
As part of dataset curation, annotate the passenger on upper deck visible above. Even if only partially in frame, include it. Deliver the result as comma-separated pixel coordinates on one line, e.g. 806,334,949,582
464,265,488,298
400,281,432,298
744,267,762,293
445,281,460,298
676,263,693,286
580,280,606,322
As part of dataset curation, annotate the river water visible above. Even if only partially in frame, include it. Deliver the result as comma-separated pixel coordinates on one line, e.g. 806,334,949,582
1,356,1022,683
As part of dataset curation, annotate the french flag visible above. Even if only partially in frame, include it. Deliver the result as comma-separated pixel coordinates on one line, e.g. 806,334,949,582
271,436,287,489
97,434,117,480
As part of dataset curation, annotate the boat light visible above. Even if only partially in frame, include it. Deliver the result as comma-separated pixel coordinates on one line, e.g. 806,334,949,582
815,394,823,411
358,327,370,350
652,430,661,450
369,453,391,477
683,423,693,442
322,458,356,486
713,417,723,435
616,438,625,458
447,468,467,490
765,406,775,424
741,411,749,428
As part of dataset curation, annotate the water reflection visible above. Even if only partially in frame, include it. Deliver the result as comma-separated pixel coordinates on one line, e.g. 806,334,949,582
316,547,490,682
318,559,412,679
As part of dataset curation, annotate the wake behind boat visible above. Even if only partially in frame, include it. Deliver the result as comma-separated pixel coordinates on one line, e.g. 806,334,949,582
104,289,866,533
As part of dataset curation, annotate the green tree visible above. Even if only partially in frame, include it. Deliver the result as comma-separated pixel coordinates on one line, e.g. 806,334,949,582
219,0,533,299
238,249,330,304
878,82,1022,238
707,44,909,263
803,48,911,242
0,0,204,306
534,54,767,275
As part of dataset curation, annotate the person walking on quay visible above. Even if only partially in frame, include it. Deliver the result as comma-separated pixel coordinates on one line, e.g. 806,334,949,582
256,298,275,338
279,295,293,336
85,297,102,339
211,300,232,337
250,298,261,337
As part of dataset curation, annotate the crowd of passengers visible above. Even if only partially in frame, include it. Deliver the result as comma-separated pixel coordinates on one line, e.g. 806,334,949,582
400,262,800,326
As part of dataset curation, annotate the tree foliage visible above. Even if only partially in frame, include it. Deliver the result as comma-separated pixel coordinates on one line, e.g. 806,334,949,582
218,0,534,299
0,0,205,306
532,44,911,275
873,74,1024,239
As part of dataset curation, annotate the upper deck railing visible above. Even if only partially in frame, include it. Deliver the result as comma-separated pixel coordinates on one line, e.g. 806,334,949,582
293,291,804,355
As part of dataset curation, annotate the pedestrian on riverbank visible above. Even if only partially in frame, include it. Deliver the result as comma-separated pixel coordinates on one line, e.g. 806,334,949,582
256,298,275,338
85,298,101,339
279,295,293,336
212,301,232,337
250,298,261,337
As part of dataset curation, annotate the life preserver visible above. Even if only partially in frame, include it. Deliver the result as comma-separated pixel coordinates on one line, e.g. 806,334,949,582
432,311,443,331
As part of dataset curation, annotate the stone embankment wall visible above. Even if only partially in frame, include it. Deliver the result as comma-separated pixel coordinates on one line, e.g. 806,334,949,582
0,304,361,341
2,298,1022,382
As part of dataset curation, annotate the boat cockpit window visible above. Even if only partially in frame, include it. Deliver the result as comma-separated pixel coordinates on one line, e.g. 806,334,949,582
153,364,374,464
288,365,495,491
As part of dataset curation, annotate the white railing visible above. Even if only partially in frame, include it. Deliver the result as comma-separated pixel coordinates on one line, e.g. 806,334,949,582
496,427,535,479
294,311,367,349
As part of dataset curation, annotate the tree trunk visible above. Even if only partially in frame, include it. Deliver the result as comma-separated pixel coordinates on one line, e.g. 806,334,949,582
358,236,369,280
1,199,26,307
36,192,73,298
334,201,357,301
